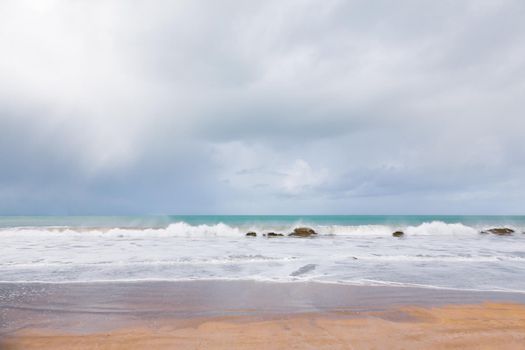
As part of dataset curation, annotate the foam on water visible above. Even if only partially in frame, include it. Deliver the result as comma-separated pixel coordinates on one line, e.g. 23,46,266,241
1,216,525,292
1,220,516,237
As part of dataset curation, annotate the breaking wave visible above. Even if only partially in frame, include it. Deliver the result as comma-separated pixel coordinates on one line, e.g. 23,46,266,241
0,220,521,237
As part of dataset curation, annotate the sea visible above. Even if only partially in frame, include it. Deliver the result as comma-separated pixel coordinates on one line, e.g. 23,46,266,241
1,215,525,292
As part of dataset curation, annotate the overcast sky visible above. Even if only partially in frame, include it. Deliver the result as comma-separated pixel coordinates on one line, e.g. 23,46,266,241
1,0,524,215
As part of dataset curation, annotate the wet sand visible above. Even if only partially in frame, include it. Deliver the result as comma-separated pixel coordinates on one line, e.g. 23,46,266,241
2,281,525,349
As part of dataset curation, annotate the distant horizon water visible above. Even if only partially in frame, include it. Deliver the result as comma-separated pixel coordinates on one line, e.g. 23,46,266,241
1,214,525,228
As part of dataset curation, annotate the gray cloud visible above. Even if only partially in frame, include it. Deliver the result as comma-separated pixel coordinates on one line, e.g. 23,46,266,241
1,0,524,214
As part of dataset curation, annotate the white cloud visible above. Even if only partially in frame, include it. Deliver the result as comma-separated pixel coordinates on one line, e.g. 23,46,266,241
211,143,329,198
281,159,328,195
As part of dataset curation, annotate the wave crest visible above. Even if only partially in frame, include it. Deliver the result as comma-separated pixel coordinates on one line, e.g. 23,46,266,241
0,220,519,237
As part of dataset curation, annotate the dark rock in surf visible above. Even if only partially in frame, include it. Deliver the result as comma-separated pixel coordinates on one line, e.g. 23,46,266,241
289,227,317,237
245,232,257,237
480,228,514,236
290,264,317,276
392,231,404,237
265,232,284,237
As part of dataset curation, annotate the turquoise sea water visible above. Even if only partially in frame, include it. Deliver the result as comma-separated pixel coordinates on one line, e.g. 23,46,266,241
1,215,524,292
1,215,525,228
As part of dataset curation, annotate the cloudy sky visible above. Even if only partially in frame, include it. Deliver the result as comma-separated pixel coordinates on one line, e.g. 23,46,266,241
1,0,524,215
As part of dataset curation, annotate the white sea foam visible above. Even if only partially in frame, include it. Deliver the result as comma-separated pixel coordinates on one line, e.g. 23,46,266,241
405,221,478,236
1,220,524,291
0,220,513,237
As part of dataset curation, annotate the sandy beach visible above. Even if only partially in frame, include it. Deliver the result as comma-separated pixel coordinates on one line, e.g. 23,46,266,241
4,303,525,349
2,281,525,349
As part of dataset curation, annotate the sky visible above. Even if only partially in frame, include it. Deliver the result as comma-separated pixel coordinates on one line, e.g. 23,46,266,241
1,0,525,215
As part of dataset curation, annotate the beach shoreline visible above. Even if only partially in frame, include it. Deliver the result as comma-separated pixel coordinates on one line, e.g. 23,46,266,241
2,280,525,349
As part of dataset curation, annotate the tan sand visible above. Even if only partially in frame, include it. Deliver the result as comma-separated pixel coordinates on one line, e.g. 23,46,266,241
3,302,525,350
